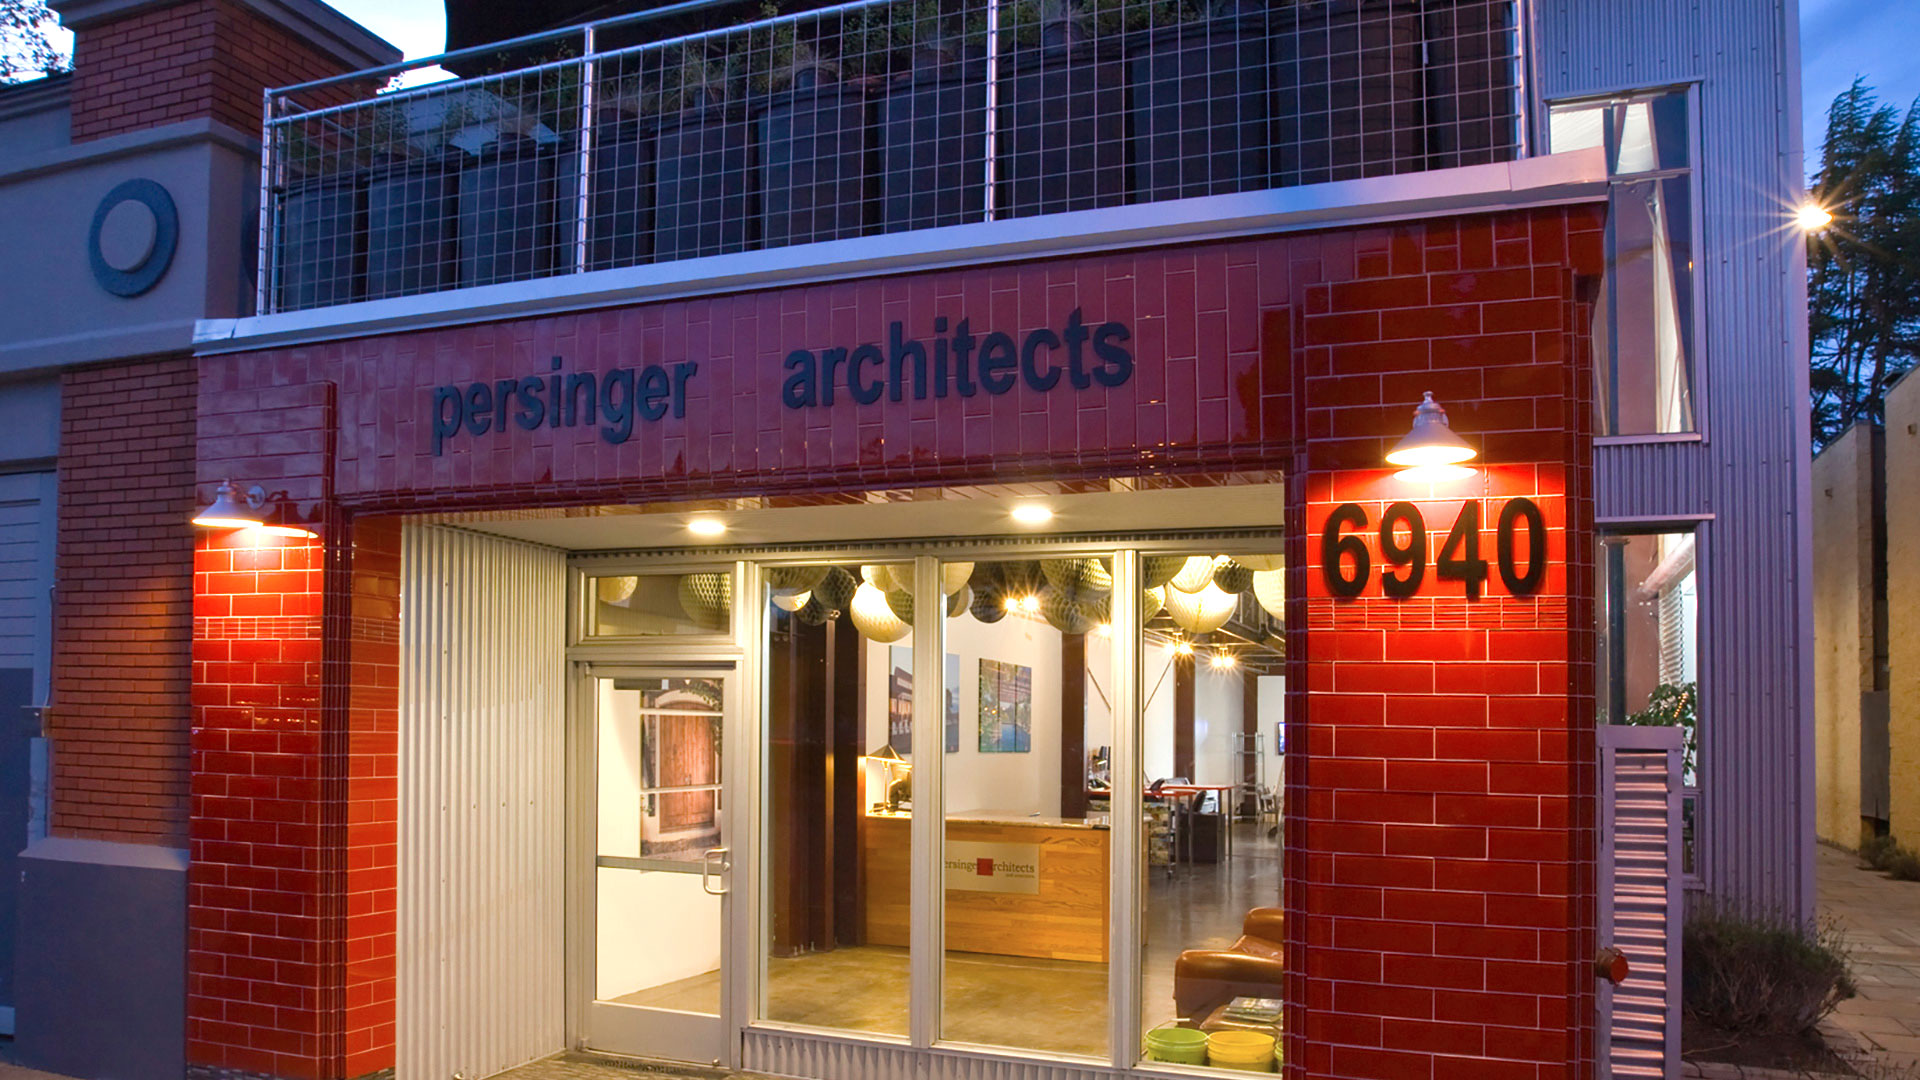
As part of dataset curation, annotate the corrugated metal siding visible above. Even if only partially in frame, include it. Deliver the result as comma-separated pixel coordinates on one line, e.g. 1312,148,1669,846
1600,725,1682,1078
399,525,568,1080
742,1031,1110,1080
1540,0,1812,917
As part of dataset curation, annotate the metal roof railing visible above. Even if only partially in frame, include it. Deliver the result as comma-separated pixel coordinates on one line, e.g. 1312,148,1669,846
256,0,1528,315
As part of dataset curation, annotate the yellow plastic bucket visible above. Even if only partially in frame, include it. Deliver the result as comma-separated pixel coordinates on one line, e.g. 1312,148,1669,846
1207,1030,1277,1072
1144,1025,1209,1065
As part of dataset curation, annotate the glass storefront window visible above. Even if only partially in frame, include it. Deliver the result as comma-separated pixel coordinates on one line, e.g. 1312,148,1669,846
587,571,734,637
1135,552,1287,1070
940,557,1112,1057
1550,89,1698,435
761,562,912,1036
1599,531,1701,870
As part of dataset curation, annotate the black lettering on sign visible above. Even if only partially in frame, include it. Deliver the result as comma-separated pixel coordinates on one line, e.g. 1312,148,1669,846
1319,498,1552,600
1321,503,1371,598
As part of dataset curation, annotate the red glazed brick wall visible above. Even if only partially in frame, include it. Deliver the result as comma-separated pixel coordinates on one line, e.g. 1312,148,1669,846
51,356,197,844
195,207,1604,1080
67,0,369,143
188,514,398,1080
1284,210,1604,1080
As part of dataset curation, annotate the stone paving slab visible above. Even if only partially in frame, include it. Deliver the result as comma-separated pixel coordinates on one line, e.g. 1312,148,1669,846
1819,842,1920,1074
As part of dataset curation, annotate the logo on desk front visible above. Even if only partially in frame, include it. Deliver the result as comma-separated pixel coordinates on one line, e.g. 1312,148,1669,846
946,841,1040,894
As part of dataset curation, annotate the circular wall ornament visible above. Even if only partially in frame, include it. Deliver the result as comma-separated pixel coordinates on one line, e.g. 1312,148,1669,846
89,179,179,297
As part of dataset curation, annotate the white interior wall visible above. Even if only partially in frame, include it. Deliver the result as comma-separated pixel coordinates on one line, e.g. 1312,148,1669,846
398,525,567,1080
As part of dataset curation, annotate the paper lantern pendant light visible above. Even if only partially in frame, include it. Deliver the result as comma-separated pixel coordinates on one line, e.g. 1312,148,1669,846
1142,586,1166,621
886,588,914,623
813,567,858,614
1164,582,1237,634
678,573,733,631
597,576,638,605
862,564,903,592
1143,555,1185,589
766,565,829,591
1252,569,1285,618
1170,555,1218,593
1213,559,1254,595
970,585,1008,623
946,584,972,617
1039,585,1093,635
771,589,812,613
795,596,831,625
941,562,975,594
1237,554,1284,572
850,583,911,642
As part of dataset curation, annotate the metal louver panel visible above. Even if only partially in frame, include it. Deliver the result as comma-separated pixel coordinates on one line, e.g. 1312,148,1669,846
399,524,569,1080
1599,725,1683,1078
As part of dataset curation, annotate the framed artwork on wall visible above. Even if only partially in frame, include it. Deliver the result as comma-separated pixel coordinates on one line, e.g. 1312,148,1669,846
978,658,1032,754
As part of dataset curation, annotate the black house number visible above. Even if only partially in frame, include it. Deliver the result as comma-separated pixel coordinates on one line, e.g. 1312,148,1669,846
1321,498,1548,600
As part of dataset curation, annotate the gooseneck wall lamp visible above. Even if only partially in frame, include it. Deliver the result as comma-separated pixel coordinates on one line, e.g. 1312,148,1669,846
192,480,316,538
1387,392,1477,482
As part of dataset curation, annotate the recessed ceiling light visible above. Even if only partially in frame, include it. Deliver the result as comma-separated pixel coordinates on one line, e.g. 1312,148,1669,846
688,518,727,538
1011,503,1053,526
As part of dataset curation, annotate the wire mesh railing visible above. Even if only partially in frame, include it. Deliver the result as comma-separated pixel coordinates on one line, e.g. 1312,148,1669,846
260,0,1526,315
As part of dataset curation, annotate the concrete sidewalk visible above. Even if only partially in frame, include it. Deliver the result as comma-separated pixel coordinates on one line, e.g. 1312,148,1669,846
1819,842,1920,1072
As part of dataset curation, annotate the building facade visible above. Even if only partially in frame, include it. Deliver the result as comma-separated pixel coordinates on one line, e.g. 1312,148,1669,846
2,1,1812,1079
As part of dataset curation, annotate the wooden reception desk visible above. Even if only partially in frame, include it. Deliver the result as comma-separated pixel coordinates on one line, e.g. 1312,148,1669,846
861,809,1111,963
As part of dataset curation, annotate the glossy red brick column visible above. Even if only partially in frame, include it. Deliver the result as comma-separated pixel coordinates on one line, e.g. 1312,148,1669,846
1283,210,1604,1080
189,377,399,1080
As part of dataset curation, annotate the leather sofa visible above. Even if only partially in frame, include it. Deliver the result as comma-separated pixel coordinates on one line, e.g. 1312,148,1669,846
1173,906,1285,1026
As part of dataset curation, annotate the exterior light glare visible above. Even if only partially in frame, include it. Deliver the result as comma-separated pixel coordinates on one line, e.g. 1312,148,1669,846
1395,464,1477,484
1386,392,1476,468
1797,202,1833,231
1010,503,1054,526
688,517,727,537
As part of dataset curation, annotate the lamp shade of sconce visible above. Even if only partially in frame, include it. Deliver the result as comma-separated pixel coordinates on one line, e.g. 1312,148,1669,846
1251,569,1286,618
1386,392,1477,467
1169,555,1218,594
1143,555,1185,589
850,583,911,642
813,567,859,614
941,562,974,594
1165,581,1238,633
770,589,812,613
678,572,733,631
597,576,639,605
192,481,267,529
1212,559,1254,595
1237,554,1284,571
1039,585,1093,635
766,565,829,592
946,584,971,617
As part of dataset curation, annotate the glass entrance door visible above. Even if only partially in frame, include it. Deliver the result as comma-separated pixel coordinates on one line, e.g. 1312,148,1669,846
587,669,737,1065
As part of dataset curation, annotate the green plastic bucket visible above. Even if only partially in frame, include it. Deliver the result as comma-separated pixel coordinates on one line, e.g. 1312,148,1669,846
1144,1025,1209,1065
1207,1030,1276,1072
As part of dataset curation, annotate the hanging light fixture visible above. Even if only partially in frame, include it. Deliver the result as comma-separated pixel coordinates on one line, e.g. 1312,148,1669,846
1169,555,1217,593
849,583,911,642
1387,392,1477,481
1164,582,1238,633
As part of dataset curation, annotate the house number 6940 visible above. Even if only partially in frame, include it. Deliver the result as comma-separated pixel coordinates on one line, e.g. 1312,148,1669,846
1321,498,1548,600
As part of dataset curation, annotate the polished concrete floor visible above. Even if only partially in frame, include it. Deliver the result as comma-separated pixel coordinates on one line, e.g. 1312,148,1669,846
613,823,1282,1059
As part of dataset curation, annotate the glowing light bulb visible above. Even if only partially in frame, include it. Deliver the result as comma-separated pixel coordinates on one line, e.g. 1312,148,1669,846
1797,202,1833,231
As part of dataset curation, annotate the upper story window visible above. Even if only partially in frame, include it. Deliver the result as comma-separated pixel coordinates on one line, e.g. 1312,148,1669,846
1549,89,1698,436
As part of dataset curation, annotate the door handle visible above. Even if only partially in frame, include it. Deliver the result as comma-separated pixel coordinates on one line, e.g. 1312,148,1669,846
701,846,731,895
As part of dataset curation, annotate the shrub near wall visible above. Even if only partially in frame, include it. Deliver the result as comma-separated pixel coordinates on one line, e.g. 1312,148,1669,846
1682,905,1856,1036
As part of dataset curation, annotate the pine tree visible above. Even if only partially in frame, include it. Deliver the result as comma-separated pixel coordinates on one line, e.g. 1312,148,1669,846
1809,79,1920,448
1,0,67,82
